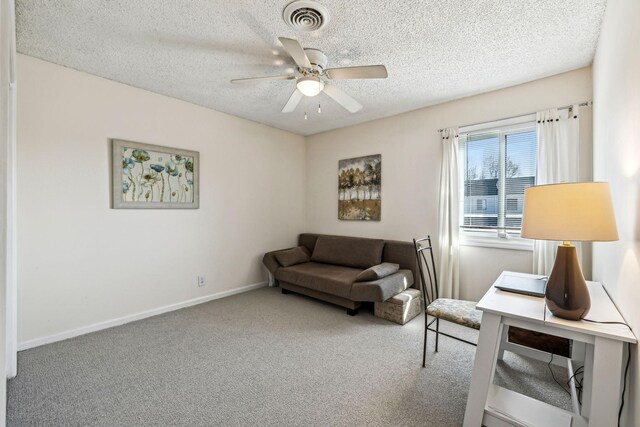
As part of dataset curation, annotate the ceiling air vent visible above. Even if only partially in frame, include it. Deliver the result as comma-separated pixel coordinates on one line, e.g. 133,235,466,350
283,0,329,32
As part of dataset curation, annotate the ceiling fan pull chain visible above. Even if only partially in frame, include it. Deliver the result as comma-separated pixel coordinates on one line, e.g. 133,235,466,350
318,104,322,113
304,111,308,120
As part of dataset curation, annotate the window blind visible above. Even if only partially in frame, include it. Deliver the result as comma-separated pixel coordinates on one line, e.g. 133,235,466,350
460,124,537,234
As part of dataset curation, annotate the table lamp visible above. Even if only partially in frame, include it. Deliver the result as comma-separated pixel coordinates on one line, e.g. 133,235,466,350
521,182,618,320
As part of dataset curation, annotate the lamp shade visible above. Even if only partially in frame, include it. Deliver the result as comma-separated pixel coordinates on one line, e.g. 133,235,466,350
521,182,618,242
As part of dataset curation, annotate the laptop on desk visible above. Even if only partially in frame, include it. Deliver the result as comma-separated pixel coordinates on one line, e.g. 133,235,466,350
495,274,547,297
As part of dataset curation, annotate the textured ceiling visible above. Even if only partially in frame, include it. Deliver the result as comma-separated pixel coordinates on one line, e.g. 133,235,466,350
16,0,607,136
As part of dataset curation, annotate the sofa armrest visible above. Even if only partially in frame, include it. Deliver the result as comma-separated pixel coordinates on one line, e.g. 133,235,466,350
350,270,414,302
382,240,421,291
262,247,296,275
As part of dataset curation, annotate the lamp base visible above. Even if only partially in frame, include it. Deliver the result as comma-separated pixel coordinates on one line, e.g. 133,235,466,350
545,244,590,320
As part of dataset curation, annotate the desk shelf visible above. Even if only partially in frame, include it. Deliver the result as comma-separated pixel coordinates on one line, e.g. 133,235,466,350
484,385,586,427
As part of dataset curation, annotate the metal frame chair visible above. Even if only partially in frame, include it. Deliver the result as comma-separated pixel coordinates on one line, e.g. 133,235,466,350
414,236,480,367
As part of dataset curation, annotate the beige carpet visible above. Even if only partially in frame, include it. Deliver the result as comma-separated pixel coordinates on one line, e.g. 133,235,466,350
8,286,571,426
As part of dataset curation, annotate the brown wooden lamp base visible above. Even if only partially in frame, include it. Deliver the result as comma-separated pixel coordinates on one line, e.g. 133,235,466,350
545,243,590,320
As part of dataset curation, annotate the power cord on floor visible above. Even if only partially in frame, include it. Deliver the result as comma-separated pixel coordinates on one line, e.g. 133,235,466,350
566,365,584,406
547,353,571,396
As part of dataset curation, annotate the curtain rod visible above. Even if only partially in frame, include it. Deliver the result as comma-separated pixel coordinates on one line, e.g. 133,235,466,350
437,101,592,133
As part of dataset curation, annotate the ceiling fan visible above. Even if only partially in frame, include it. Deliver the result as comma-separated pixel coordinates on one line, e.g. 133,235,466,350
231,37,388,114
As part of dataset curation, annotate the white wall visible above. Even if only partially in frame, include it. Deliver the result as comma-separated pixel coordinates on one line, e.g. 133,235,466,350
592,1,640,425
16,55,306,345
0,0,13,422
306,68,593,301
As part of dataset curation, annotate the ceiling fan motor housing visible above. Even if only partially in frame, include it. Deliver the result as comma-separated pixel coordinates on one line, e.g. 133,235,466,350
303,48,328,71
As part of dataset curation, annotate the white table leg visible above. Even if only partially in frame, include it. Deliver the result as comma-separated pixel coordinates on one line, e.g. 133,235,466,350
580,344,593,418
587,336,624,426
572,340,586,363
463,312,503,427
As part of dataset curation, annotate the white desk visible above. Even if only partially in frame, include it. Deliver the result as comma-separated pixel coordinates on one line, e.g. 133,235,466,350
463,271,636,427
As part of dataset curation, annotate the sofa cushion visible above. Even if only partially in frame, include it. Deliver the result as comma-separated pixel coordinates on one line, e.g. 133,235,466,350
275,262,362,299
274,246,310,267
310,235,384,269
350,270,414,302
355,262,400,282
298,233,320,254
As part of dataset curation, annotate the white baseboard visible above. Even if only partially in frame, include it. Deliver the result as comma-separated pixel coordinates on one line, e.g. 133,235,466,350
18,281,268,351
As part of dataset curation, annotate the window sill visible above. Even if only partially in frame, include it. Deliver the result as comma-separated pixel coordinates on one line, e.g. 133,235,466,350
460,232,533,251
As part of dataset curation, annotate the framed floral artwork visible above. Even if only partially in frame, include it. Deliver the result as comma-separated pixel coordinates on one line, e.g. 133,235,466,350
111,139,199,209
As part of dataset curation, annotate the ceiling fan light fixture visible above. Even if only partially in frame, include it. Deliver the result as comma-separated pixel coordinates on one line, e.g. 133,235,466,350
297,77,324,97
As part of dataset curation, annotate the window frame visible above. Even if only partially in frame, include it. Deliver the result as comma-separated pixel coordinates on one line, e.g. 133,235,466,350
458,115,537,251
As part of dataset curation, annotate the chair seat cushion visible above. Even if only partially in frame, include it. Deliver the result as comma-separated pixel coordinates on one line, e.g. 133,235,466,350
427,298,482,330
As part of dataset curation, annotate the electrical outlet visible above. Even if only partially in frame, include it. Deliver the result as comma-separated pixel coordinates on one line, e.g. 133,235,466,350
198,275,206,287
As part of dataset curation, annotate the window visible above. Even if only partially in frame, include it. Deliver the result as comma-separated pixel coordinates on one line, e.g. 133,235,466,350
459,118,537,247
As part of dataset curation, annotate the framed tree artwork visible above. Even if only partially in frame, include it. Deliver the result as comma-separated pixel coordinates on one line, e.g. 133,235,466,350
111,139,199,209
338,154,381,220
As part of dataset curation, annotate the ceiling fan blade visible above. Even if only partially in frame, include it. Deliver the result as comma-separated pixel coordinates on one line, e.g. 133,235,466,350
278,37,312,69
282,89,304,113
322,84,362,113
231,75,295,84
325,65,388,80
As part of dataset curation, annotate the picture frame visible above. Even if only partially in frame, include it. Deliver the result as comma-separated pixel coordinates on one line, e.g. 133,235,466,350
111,139,199,209
338,154,381,221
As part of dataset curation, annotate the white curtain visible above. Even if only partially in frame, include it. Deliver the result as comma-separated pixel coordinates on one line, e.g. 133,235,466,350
1,0,18,378
437,128,460,299
533,106,580,275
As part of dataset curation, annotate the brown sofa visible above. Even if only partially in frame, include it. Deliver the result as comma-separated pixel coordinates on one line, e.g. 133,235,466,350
263,233,421,315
